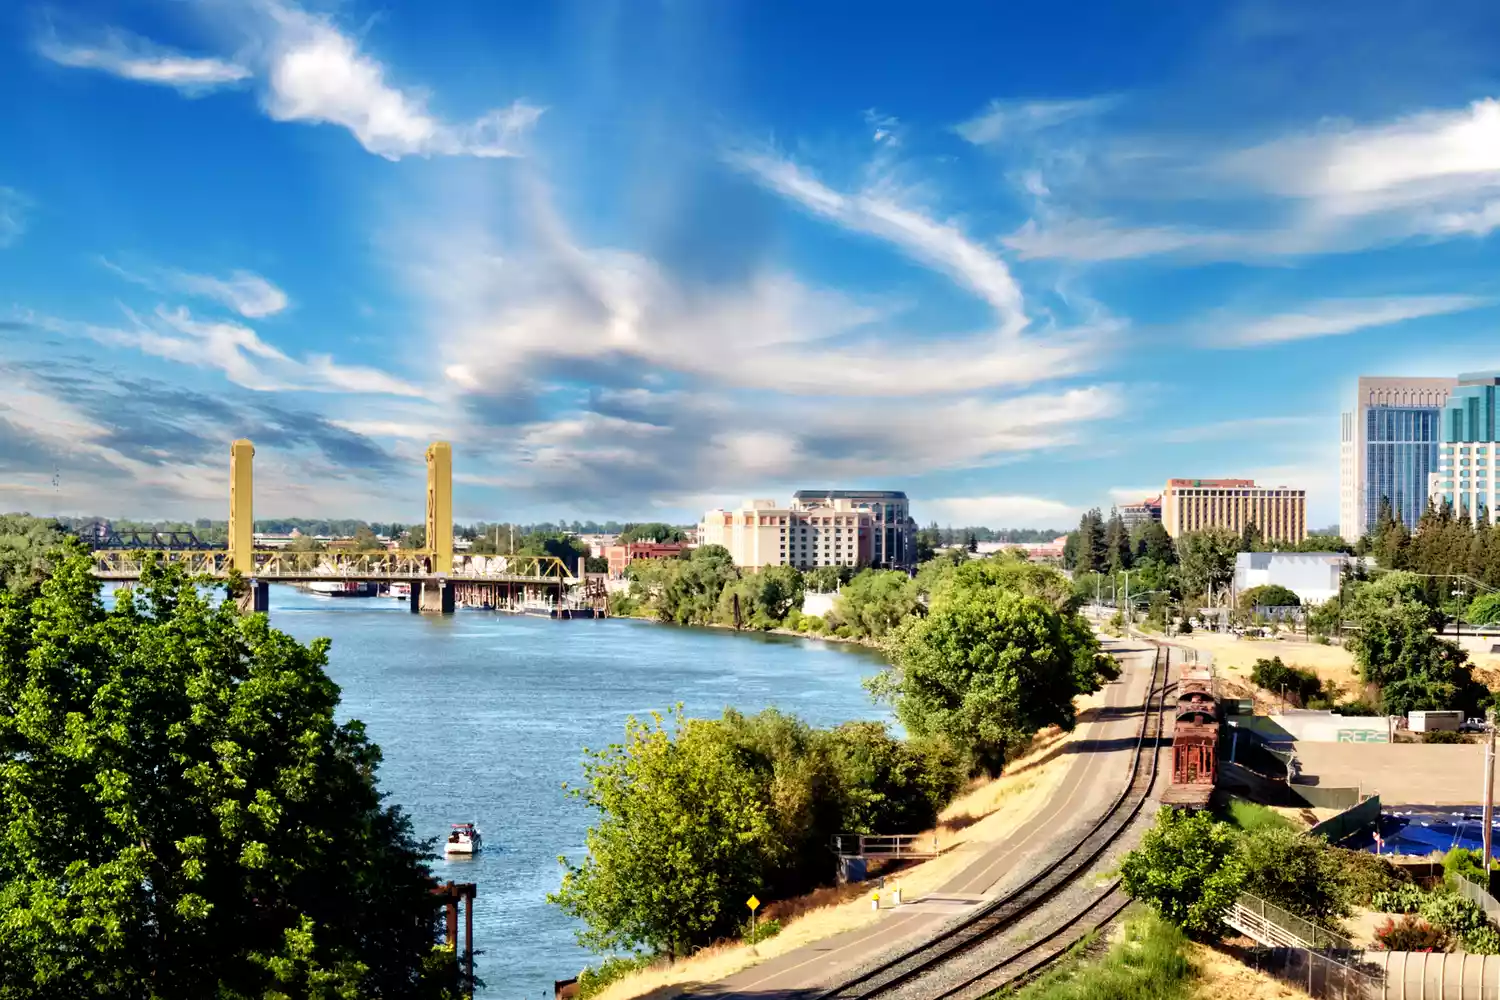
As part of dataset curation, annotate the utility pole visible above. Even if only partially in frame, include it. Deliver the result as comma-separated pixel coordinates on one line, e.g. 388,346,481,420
1486,719,1496,874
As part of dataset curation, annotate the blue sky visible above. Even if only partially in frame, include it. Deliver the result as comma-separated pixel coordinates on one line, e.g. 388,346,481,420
4,0,1500,530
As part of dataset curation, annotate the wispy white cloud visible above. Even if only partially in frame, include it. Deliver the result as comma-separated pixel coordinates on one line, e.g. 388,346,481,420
103,259,289,318
955,96,1117,146
917,495,1081,529
256,0,542,159
32,305,426,397
726,148,1030,335
1108,486,1161,504
37,29,250,92
1212,295,1490,348
0,188,28,248
38,2,541,160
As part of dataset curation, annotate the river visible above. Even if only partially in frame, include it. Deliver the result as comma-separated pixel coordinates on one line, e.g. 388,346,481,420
264,586,891,998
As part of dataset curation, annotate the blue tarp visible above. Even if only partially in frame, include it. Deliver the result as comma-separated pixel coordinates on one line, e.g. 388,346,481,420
1344,809,1500,858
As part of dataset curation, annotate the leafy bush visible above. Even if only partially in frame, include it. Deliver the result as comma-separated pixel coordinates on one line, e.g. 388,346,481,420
1121,808,1247,935
575,954,657,999
1240,584,1301,610
1417,888,1500,951
1330,848,1411,907
1443,847,1488,888
1374,915,1449,952
745,917,782,945
1238,826,1352,923
801,615,824,633
1371,884,1426,914
1424,729,1468,744
1250,656,1325,707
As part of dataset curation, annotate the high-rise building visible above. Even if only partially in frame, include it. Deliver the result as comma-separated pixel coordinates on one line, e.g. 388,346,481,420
1119,497,1162,530
699,499,873,570
1339,376,1456,542
791,490,915,570
1160,479,1307,543
1431,372,1500,523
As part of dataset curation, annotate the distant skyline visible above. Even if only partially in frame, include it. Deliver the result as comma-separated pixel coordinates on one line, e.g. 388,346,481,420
4,0,1500,529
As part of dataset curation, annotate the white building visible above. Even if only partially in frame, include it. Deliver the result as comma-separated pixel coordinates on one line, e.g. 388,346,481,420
699,499,873,570
1234,551,1367,605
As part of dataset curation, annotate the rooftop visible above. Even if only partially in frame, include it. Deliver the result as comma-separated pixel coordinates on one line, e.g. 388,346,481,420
792,489,908,500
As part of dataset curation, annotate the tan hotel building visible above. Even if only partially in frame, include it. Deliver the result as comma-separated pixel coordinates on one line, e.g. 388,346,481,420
1161,479,1307,544
699,499,874,570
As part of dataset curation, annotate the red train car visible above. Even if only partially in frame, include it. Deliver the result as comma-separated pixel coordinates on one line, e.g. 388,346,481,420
1166,663,1219,805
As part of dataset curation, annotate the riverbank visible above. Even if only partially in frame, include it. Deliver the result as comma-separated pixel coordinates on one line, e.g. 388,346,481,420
609,608,886,651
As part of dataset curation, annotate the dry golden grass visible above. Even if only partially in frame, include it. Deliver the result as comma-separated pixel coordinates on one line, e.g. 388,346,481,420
1171,633,1364,700
1188,942,1310,1000
588,687,1111,1000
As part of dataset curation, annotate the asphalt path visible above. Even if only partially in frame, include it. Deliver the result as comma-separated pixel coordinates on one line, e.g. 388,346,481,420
690,637,1159,1000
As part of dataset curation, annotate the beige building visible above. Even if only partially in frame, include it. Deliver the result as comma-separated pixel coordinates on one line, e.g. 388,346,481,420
1161,479,1307,544
699,499,873,570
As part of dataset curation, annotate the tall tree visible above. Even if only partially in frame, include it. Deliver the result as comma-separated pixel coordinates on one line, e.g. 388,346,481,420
1175,528,1240,605
1135,519,1177,565
1104,508,1133,573
0,547,455,996
966,531,978,554
1239,520,1263,553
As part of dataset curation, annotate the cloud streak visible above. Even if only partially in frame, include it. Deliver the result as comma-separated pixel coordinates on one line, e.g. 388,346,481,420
103,259,290,318
1212,295,1490,348
0,188,27,248
955,96,1117,146
37,29,250,91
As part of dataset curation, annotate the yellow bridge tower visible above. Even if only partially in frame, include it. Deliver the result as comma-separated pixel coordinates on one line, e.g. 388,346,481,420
229,439,255,575
425,441,453,575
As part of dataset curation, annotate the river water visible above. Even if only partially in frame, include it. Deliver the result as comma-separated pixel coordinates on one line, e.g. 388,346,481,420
264,586,891,998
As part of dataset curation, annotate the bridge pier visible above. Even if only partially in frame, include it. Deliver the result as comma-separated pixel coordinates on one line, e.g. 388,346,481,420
236,580,269,615
415,580,454,615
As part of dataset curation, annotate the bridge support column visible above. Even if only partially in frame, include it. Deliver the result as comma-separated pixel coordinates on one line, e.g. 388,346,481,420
409,585,421,614
236,580,269,615
419,580,454,615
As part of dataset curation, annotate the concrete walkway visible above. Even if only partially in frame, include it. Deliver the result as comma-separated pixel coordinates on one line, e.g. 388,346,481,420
688,638,1159,1000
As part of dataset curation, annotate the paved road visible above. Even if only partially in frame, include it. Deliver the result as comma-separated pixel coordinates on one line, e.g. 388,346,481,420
690,637,1159,1000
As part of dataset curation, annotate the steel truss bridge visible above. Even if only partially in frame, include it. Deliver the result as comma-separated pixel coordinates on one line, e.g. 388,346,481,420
91,550,577,585
87,440,580,596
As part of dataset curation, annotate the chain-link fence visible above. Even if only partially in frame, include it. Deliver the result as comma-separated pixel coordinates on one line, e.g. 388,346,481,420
1242,947,1382,1000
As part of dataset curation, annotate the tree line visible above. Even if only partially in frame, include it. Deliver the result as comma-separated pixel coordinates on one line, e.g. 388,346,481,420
555,551,1118,964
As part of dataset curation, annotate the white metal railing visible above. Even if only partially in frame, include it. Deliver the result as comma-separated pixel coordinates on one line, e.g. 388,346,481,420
831,834,940,860
1226,893,1355,951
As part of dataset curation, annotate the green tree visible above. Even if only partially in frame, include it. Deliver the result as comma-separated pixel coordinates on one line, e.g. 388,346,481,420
1104,508,1133,573
1469,592,1500,625
1239,520,1264,553
0,514,66,595
880,584,1112,775
1120,808,1247,936
1238,826,1351,923
1239,584,1301,610
831,570,922,639
820,723,965,836
1175,528,1240,603
0,547,454,996
804,565,848,593
551,709,775,960
1347,572,1487,715
966,531,978,554
1134,520,1177,565
618,523,685,544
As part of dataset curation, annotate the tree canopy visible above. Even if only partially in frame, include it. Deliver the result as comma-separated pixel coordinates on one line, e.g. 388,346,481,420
1238,584,1301,610
0,546,455,997
0,513,67,596
1120,808,1246,936
1175,528,1240,604
878,559,1116,775
1346,572,1487,715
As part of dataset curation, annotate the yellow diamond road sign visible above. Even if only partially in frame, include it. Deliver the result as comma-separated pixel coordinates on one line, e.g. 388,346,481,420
747,895,760,911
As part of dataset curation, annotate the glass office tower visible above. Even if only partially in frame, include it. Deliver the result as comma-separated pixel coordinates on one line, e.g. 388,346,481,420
1340,377,1455,541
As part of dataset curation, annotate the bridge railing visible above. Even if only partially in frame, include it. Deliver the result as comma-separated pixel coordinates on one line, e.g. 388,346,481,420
91,549,578,581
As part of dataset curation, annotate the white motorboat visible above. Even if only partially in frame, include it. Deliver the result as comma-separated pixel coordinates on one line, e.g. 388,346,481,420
444,822,482,856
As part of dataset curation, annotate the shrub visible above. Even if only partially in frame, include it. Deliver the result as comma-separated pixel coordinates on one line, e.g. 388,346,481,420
1417,888,1500,951
1121,808,1246,936
1250,656,1325,707
1371,884,1426,914
1374,915,1449,952
575,954,657,999
1443,847,1488,888
1331,848,1411,907
1238,826,1352,923
745,917,781,945
1423,729,1467,744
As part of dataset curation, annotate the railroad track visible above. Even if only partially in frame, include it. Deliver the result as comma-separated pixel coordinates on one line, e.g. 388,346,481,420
814,641,1171,1000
